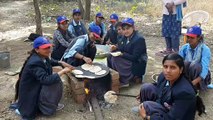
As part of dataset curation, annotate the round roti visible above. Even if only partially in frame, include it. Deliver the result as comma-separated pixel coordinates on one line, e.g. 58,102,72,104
104,91,118,104
75,74,95,79
72,70,83,75
95,70,107,76
111,51,122,57
81,64,93,71
89,66,102,73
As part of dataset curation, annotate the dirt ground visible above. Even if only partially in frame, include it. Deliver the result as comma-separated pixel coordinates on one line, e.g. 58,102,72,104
0,0,213,120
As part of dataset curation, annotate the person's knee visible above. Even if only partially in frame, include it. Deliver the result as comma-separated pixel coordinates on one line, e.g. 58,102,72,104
140,83,155,92
189,63,202,72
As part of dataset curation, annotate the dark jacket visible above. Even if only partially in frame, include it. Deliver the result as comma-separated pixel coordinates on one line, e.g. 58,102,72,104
117,31,147,76
103,25,118,45
157,73,196,120
17,53,61,119
51,28,74,60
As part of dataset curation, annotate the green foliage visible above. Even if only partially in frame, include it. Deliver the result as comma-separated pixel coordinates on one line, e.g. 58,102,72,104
130,4,138,14
95,5,100,12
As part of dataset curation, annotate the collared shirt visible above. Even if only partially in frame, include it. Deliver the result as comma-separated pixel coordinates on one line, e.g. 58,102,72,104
179,43,211,79
68,20,87,37
72,20,81,26
63,34,89,59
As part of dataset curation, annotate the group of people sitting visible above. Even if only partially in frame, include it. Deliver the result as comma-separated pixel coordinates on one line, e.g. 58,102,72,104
133,25,212,120
50,9,148,88
9,7,212,120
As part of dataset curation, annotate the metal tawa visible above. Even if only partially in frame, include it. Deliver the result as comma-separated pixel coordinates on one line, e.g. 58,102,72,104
72,62,110,79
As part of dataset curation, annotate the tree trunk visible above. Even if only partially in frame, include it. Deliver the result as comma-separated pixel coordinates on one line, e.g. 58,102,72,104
33,0,43,35
84,0,91,21
78,0,85,19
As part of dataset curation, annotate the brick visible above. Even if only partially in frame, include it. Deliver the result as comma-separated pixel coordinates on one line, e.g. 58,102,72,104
111,78,120,86
66,73,84,90
72,87,85,95
110,69,119,80
73,93,86,104
111,84,120,93
110,69,120,87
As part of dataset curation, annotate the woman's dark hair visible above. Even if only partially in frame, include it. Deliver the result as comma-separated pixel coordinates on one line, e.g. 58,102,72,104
163,53,206,116
162,53,185,72
198,35,204,42
14,49,36,101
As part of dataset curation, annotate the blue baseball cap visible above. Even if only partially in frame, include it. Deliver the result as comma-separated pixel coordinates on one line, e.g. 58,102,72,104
33,37,52,49
57,16,69,24
122,18,134,26
186,26,202,38
96,12,104,19
89,25,101,38
110,13,119,22
72,9,81,15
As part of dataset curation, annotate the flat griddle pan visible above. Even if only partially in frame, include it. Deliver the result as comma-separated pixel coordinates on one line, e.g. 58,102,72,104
72,62,109,79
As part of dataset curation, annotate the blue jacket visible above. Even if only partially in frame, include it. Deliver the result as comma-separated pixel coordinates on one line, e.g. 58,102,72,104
157,73,196,120
118,31,147,76
179,43,211,80
51,28,74,60
68,20,87,37
17,53,61,119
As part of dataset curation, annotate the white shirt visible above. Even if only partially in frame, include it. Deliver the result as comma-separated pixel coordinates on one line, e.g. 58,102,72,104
162,0,186,15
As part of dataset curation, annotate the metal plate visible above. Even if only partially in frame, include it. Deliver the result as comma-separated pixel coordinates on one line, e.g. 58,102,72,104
95,45,110,58
72,62,110,79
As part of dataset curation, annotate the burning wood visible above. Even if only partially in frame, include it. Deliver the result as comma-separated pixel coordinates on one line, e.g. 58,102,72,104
84,88,93,112
85,88,90,95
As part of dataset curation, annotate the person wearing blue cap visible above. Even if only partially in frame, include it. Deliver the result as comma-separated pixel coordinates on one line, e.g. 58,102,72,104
51,15,75,60
108,18,147,87
63,25,101,66
133,53,205,120
68,9,87,37
11,36,74,119
103,13,119,45
179,25,212,90
89,12,106,44
62,25,112,100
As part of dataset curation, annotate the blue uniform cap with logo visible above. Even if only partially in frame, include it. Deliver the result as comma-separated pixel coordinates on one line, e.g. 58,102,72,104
33,37,52,49
57,16,69,24
186,26,202,38
73,9,81,15
122,18,134,26
96,12,104,19
110,13,119,22
89,25,101,38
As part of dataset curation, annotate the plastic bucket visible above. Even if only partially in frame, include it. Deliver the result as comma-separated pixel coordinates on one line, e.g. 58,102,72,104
0,51,10,69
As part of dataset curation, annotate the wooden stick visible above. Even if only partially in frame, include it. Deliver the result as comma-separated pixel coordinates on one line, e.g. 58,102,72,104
111,93,137,98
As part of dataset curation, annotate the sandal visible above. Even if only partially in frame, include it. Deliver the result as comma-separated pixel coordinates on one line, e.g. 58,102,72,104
155,50,173,57
155,51,167,57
